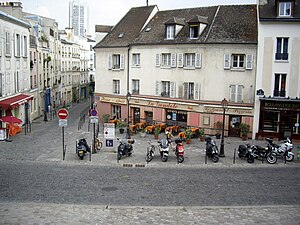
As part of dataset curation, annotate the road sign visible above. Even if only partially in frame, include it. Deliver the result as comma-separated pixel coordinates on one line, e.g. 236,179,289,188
104,123,115,139
57,109,69,120
90,116,98,124
59,119,68,127
90,109,97,116
106,139,114,148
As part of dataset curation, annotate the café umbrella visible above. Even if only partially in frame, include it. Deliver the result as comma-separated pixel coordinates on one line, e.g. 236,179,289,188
0,116,22,124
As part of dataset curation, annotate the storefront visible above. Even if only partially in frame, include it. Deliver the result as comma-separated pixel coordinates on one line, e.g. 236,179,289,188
258,98,300,140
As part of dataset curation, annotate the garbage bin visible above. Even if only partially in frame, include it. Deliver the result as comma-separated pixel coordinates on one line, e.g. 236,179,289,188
297,146,300,162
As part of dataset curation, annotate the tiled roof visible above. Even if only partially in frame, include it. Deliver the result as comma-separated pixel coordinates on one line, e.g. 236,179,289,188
259,0,300,21
95,4,258,48
94,5,157,48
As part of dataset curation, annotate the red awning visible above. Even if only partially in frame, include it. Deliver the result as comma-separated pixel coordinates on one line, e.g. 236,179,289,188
0,94,33,110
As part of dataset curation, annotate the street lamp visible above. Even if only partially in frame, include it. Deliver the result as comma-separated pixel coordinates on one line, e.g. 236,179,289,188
219,98,228,157
126,92,131,139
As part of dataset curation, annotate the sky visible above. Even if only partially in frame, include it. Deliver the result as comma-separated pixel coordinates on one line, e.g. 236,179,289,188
19,0,256,33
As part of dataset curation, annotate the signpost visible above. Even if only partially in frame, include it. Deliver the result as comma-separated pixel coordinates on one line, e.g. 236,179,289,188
57,109,69,160
89,109,98,160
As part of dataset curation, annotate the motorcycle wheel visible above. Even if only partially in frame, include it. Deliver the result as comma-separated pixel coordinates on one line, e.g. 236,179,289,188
127,152,132,157
79,155,84,160
285,154,294,162
161,156,168,162
247,155,254,163
266,154,277,164
117,152,122,160
177,156,184,163
212,154,219,163
96,141,103,151
238,153,243,158
145,152,153,162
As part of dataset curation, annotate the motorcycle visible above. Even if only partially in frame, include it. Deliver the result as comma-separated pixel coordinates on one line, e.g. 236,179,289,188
205,137,219,163
158,138,170,162
237,144,255,163
145,140,157,163
265,137,294,162
250,143,277,164
174,138,184,163
117,138,135,160
76,138,90,160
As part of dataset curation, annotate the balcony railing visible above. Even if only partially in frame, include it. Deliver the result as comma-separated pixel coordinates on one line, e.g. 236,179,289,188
273,90,286,97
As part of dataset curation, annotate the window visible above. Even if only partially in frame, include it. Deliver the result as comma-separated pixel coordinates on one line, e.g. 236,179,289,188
15,33,21,57
274,73,286,97
23,35,28,57
112,105,121,119
5,32,11,56
263,111,279,132
14,71,19,93
183,82,194,100
162,53,171,67
132,79,140,94
161,81,170,97
132,53,140,67
232,54,245,68
109,54,124,70
230,85,243,103
190,25,199,39
0,73,2,97
113,54,120,69
276,37,288,60
166,25,175,39
113,80,120,94
184,53,195,67
279,2,291,17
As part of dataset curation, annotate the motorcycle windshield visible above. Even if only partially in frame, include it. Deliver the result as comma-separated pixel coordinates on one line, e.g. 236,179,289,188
160,139,169,148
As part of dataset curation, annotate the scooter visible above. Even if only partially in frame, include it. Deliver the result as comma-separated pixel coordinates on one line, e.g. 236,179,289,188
237,144,255,163
158,138,170,162
117,138,135,160
174,138,184,163
265,137,294,162
205,137,219,163
76,138,90,160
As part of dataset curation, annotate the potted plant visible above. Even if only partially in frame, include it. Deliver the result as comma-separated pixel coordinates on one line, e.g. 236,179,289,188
102,114,110,123
214,121,223,139
240,123,250,140
117,121,127,134
199,128,205,142
154,126,161,139
140,127,146,137
185,127,193,144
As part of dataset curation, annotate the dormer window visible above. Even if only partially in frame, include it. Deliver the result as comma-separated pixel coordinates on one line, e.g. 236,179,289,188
187,16,208,40
166,25,175,39
190,25,199,39
279,1,292,17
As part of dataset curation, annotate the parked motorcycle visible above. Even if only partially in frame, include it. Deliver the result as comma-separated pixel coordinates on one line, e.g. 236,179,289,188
76,138,90,160
250,143,277,164
117,138,135,160
265,137,294,162
205,137,219,163
174,138,184,163
158,138,170,162
237,144,255,163
145,140,157,163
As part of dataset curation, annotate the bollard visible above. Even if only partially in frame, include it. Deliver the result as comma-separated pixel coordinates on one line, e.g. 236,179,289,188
297,146,300,162
205,151,207,164
233,148,236,164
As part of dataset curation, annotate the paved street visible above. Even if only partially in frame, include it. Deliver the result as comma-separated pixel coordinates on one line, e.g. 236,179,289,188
0,101,299,224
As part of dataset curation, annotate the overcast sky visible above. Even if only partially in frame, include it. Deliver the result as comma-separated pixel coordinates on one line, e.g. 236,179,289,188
19,0,256,32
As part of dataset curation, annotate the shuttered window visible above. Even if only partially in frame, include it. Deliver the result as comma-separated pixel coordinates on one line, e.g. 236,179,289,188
230,85,244,103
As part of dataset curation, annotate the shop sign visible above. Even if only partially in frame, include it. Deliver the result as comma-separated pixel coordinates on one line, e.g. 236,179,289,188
263,101,300,111
100,96,126,104
204,106,253,115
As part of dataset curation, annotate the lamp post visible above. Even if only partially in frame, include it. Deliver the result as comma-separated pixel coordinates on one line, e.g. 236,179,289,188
219,98,228,157
126,92,131,139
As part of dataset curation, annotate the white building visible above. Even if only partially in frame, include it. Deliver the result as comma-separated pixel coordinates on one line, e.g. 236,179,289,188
94,5,258,138
253,0,300,141
69,0,89,37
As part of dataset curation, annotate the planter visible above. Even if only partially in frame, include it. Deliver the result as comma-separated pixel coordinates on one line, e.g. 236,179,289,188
241,135,248,141
140,132,146,138
154,134,159,139
119,128,125,134
186,139,191,144
199,136,205,142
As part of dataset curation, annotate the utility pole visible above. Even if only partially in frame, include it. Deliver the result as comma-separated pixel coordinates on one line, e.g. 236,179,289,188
146,0,148,6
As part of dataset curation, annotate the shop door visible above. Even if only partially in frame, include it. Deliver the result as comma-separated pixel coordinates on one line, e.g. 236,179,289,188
280,112,293,140
133,108,140,124
229,115,241,137
145,111,153,124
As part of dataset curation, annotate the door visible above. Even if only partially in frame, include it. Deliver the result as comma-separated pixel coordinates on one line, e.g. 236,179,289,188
229,115,241,137
133,108,140,124
280,111,293,140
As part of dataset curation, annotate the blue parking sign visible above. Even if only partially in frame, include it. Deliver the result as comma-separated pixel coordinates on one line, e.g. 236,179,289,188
106,139,114,148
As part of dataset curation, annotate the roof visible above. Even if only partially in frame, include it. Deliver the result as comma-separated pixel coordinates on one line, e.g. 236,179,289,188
95,5,257,48
259,0,300,22
0,10,30,28
94,5,157,48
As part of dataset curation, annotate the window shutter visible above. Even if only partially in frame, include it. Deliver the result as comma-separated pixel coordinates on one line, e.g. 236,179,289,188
120,54,124,70
0,31,2,57
108,54,112,70
183,82,188,99
230,85,236,102
195,53,202,68
155,53,160,67
170,81,176,98
171,53,177,68
246,54,253,70
14,33,17,57
178,83,183,98
194,83,200,100
237,85,243,103
224,54,230,69
178,53,183,68
155,80,161,96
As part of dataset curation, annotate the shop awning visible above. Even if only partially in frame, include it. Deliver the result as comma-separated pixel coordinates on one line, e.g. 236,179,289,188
0,94,33,110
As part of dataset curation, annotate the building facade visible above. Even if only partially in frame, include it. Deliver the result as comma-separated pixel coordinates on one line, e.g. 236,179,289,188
253,0,300,140
94,5,258,138
69,0,89,37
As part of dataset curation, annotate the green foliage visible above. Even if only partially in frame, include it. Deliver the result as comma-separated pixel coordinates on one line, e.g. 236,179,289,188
199,128,205,137
214,121,223,134
117,120,127,129
240,123,250,135
154,126,161,135
102,114,110,123
185,128,193,139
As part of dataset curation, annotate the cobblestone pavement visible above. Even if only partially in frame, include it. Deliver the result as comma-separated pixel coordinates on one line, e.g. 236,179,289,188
1,101,299,224
1,202,299,225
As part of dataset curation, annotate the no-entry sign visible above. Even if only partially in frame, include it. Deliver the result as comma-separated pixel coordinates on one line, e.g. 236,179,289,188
57,108,69,120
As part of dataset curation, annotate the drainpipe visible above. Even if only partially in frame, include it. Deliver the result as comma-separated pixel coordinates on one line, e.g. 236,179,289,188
126,45,131,139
